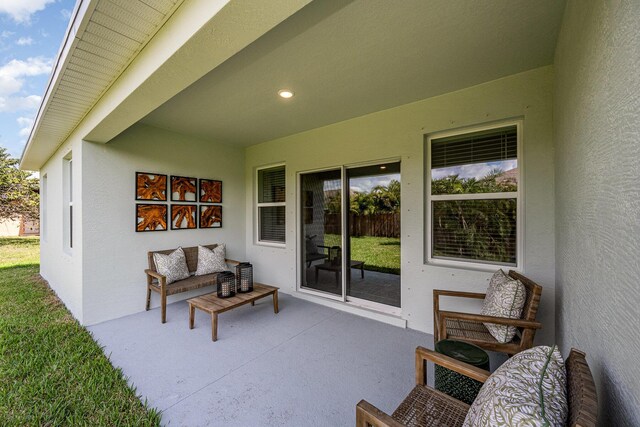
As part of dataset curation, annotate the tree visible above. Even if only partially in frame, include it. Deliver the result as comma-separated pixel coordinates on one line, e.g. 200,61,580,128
0,147,39,221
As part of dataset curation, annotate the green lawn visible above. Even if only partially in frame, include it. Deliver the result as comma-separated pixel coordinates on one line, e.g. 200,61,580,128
0,237,161,426
324,234,400,275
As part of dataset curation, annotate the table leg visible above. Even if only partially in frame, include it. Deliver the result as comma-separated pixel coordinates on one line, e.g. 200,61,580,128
211,313,218,342
189,304,195,329
273,290,279,314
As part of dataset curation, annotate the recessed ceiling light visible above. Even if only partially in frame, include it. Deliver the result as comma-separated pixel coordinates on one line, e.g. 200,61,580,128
278,89,294,99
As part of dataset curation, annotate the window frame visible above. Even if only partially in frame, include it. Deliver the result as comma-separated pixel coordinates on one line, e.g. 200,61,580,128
425,119,524,271
255,163,286,247
63,153,73,253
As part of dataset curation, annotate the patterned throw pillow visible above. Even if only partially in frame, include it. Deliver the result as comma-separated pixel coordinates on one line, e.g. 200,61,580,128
463,345,568,427
195,244,228,276
481,270,526,343
153,247,190,285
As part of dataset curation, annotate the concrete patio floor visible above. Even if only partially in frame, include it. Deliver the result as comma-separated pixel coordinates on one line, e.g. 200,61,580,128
88,293,432,426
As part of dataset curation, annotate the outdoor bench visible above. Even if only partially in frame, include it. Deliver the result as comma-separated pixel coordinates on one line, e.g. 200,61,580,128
144,244,239,323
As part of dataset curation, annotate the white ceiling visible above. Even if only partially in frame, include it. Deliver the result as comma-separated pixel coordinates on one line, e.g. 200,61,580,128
141,0,566,146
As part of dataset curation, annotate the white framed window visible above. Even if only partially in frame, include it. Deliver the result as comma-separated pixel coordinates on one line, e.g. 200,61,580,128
256,164,286,246
426,120,522,269
63,154,73,251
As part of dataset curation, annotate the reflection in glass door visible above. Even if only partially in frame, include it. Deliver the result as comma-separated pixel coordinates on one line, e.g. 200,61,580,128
346,162,401,308
300,169,343,296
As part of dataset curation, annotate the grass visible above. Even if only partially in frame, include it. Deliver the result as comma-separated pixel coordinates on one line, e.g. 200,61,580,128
325,234,400,275
0,237,161,426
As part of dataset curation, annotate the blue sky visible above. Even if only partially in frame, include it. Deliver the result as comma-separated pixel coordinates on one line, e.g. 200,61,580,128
0,0,75,159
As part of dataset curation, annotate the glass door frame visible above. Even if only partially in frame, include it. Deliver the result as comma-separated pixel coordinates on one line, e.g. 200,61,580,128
297,166,346,302
296,158,402,315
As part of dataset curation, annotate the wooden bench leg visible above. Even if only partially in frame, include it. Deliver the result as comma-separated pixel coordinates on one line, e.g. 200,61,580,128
145,286,151,311
211,313,218,342
189,304,195,329
251,301,255,306
273,290,279,314
161,289,167,323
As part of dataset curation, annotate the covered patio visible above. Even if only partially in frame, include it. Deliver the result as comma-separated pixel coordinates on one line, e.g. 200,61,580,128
89,294,435,426
16,0,640,425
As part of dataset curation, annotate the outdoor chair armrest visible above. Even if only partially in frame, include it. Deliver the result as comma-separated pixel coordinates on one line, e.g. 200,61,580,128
144,269,166,287
433,289,486,300
438,310,542,329
415,346,490,384
356,400,404,427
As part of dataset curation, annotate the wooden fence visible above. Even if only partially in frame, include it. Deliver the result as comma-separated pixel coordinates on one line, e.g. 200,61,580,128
324,212,400,238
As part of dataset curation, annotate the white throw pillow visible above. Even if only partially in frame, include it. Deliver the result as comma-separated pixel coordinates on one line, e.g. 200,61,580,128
481,270,526,343
463,345,568,427
195,244,228,276
153,247,190,285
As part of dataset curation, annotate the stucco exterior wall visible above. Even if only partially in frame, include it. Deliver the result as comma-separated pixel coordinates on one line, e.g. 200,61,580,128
81,124,246,325
554,1,640,424
39,140,83,321
245,66,556,340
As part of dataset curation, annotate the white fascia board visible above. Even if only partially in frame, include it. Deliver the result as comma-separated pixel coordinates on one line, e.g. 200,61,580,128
19,0,96,171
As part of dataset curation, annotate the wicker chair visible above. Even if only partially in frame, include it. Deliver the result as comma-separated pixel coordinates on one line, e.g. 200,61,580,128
356,346,597,427
433,270,543,356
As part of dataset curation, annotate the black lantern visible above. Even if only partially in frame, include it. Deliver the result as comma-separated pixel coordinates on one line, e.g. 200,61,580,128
217,271,236,298
236,262,253,293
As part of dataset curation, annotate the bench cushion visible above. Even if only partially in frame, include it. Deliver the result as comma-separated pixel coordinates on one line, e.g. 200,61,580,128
463,345,568,427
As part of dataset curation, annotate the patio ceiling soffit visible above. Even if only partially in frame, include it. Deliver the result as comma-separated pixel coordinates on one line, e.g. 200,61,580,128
20,0,312,170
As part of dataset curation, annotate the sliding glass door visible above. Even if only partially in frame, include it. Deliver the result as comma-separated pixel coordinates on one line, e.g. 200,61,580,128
346,163,401,308
299,162,401,311
300,169,343,296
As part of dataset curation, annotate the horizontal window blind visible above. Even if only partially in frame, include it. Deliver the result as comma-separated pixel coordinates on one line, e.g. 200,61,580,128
432,199,517,265
258,166,285,203
259,206,286,242
432,125,517,169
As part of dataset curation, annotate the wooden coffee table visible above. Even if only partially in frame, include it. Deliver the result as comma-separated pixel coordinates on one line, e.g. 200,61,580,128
187,283,278,341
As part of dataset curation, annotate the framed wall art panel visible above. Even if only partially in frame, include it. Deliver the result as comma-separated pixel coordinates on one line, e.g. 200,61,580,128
136,204,168,232
171,176,197,202
171,204,197,230
136,172,167,201
199,205,222,228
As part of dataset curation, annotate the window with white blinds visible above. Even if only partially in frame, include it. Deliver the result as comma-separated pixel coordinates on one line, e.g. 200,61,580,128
427,122,521,267
257,165,286,244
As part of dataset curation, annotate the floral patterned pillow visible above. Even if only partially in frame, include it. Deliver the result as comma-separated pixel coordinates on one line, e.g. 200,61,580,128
195,244,228,276
463,345,568,427
153,247,190,285
481,270,526,343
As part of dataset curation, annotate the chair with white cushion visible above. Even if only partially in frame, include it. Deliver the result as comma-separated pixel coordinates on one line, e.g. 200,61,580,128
433,270,543,356
356,345,598,427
